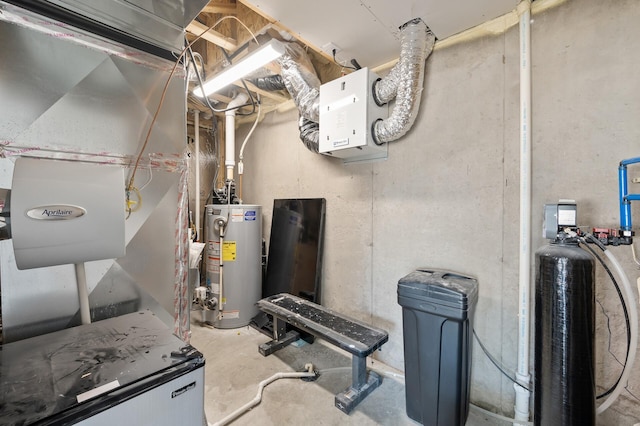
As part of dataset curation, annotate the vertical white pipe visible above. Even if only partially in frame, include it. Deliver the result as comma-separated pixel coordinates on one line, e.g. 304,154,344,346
75,262,91,325
225,92,249,181
515,1,532,422
194,110,201,241
225,111,235,181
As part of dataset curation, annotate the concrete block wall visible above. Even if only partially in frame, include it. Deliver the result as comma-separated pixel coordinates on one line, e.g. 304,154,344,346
236,0,640,422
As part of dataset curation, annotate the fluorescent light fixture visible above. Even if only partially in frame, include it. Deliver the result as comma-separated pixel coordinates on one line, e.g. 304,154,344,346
193,39,286,97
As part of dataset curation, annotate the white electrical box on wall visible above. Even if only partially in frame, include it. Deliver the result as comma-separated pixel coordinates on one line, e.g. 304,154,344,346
319,67,388,163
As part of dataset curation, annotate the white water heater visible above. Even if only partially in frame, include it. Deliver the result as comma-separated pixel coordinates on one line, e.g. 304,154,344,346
203,204,262,328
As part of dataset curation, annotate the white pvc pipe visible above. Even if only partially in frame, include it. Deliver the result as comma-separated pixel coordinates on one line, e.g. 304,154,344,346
194,110,201,241
597,248,638,414
471,403,534,426
75,262,91,325
515,1,532,423
210,365,315,426
225,92,249,181
316,366,533,425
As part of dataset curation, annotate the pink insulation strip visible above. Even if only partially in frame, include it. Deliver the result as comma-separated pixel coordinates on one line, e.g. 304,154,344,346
174,159,190,342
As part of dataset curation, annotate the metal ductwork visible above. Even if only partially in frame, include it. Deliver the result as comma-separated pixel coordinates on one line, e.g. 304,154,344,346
0,0,196,342
254,18,435,153
276,42,322,153
3,0,209,58
372,19,436,145
298,117,320,153
252,71,321,153
276,42,322,124
252,42,322,153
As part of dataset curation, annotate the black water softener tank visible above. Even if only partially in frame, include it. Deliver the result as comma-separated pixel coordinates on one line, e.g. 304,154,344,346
534,237,595,426
398,269,478,426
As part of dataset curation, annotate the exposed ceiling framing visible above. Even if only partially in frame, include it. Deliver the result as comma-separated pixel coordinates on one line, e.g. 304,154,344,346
186,0,348,126
185,0,521,127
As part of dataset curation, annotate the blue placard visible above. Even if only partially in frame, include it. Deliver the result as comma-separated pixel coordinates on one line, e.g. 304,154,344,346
244,210,256,221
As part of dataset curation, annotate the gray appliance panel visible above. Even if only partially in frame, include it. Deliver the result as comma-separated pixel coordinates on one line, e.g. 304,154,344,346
78,367,204,426
0,311,204,425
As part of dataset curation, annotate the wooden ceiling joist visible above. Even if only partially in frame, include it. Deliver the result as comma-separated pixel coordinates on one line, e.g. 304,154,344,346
201,3,238,15
186,21,237,51
232,80,290,104
186,1,345,125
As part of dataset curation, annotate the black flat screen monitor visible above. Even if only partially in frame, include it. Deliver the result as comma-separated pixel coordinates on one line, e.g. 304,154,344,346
262,198,326,303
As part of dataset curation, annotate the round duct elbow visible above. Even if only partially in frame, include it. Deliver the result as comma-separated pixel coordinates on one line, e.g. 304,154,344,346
251,42,322,154
251,75,287,91
373,69,400,106
373,19,436,145
277,43,321,123
298,117,319,153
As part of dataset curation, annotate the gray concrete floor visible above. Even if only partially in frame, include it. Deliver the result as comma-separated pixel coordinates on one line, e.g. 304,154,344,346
190,318,510,426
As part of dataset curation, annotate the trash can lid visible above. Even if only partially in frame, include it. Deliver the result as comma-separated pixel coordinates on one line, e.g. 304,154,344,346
398,268,478,308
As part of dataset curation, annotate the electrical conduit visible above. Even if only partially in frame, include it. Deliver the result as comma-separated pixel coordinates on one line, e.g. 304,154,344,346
238,95,262,201
515,0,532,423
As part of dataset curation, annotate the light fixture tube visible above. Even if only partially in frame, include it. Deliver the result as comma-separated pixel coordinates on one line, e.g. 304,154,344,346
193,39,286,97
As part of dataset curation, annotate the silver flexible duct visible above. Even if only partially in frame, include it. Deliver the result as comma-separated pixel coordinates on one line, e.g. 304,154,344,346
373,19,435,144
276,42,321,123
254,20,434,152
373,64,400,106
253,42,321,152
252,75,286,91
298,117,319,152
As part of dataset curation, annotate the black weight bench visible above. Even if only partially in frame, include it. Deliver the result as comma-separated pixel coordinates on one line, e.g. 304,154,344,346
256,293,389,414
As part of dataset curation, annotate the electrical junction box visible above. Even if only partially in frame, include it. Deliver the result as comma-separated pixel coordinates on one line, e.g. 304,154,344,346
319,67,388,163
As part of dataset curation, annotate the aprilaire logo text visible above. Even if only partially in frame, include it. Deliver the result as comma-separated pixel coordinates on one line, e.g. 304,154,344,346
26,205,86,220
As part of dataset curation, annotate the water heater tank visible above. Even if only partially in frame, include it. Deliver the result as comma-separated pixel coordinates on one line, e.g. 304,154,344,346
204,204,262,328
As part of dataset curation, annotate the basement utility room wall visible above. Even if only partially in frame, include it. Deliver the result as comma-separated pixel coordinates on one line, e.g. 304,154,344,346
236,0,640,423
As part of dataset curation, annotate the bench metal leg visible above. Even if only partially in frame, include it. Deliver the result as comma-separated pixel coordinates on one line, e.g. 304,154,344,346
334,355,382,414
258,316,300,356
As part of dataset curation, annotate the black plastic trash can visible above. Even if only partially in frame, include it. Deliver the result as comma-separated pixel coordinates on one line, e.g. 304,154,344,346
398,268,478,426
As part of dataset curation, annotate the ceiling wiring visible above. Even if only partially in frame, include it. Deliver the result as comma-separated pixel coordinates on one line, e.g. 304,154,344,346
126,15,266,217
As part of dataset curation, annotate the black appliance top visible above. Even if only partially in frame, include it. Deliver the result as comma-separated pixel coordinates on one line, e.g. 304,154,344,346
0,311,203,425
